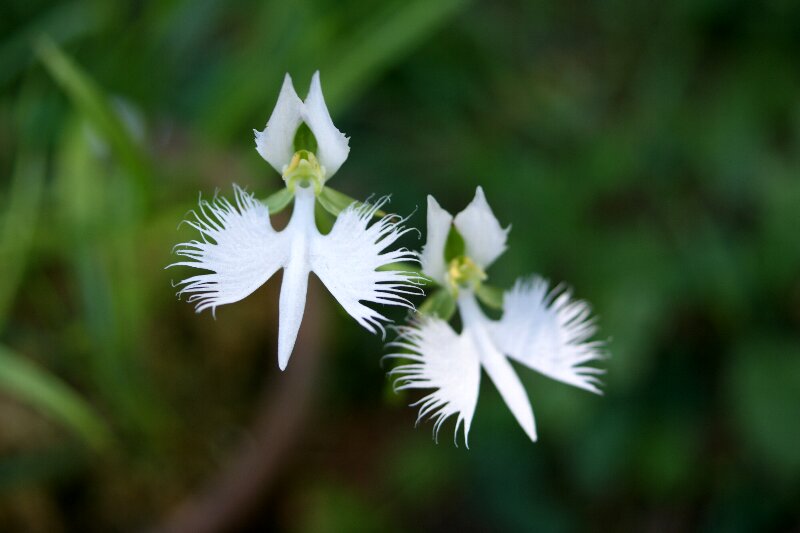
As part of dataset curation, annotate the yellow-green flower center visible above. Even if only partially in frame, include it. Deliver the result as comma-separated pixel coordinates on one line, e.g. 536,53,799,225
283,150,325,194
446,256,486,293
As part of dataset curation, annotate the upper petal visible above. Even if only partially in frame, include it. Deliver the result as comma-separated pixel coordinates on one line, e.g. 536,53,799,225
254,74,304,174
302,71,350,178
453,186,509,269
171,185,287,315
310,198,422,336
489,277,605,394
387,318,481,447
419,195,453,286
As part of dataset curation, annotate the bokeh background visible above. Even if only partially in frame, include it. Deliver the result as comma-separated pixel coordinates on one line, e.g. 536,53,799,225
1,0,799,531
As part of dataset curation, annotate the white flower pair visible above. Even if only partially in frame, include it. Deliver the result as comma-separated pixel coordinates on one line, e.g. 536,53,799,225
171,72,605,444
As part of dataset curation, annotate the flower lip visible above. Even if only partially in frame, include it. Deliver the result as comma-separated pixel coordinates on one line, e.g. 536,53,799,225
389,282,605,445
254,71,350,182
172,185,421,370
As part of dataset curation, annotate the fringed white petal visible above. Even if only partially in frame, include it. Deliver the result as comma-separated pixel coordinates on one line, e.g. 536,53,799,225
489,277,606,394
302,71,350,178
453,186,509,269
254,74,304,174
419,195,453,285
311,198,422,336
171,185,286,315
387,319,481,447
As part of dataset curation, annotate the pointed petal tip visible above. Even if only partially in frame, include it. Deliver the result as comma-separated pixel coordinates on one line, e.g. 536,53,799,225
420,195,454,284
277,338,293,371
301,70,349,177
256,74,304,172
453,186,508,269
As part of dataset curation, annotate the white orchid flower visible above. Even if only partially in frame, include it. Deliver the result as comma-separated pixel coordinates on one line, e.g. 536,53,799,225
172,72,421,370
387,187,605,446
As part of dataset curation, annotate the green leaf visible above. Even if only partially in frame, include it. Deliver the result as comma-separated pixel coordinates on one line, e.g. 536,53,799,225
418,289,456,321
0,153,45,330
318,186,386,217
443,226,465,262
263,188,294,214
35,36,151,198
475,283,505,310
0,345,111,451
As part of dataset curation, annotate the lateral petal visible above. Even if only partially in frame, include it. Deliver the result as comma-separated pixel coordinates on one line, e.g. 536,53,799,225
419,195,453,285
254,74,304,174
171,185,286,315
387,319,481,447
310,198,421,336
453,186,508,269
489,277,606,394
302,71,350,178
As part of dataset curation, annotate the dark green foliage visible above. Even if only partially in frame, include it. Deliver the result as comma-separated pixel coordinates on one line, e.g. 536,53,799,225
0,0,798,531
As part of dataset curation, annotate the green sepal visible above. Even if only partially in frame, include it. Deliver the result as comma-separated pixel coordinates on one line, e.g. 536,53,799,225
314,200,335,234
293,123,318,153
443,226,465,262
475,283,505,309
418,289,456,321
377,261,426,277
262,188,294,214
318,186,386,218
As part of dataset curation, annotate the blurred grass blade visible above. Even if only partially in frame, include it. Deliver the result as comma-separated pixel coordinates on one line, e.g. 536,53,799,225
54,118,169,442
0,345,111,451
0,154,45,330
0,1,97,89
323,0,469,109
35,36,151,197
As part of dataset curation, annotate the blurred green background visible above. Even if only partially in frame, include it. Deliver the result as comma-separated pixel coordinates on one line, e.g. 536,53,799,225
1,0,799,531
